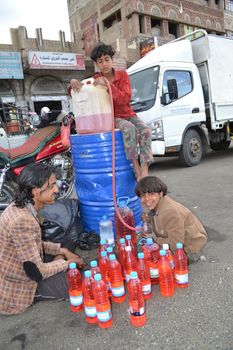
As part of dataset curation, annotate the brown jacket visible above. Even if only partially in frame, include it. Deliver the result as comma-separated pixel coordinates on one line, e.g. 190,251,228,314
149,196,207,256
0,203,68,315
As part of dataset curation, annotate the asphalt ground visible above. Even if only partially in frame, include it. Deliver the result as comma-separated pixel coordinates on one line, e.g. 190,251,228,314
1,147,233,350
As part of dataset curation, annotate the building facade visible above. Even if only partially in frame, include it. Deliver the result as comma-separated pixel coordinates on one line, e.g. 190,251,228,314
0,0,233,113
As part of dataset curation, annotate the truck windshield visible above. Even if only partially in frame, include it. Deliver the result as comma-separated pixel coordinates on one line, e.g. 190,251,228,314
129,66,159,112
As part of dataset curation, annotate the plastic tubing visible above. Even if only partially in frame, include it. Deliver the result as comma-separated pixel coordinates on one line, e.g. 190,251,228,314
103,77,138,233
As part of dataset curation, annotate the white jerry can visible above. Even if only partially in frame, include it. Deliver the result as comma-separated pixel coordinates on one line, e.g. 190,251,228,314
71,78,112,134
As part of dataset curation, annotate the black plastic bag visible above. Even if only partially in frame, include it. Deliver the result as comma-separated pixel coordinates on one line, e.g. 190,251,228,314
76,231,100,251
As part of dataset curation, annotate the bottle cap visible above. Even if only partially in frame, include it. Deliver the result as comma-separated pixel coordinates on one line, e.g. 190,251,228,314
101,251,107,257
138,252,144,259
100,239,107,245
125,234,131,240
102,215,107,220
125,246,131,252
163,243,169,251
160,249,166,256
84,270,91,277
176,242,183,249
109,254,116,261
90,260,97,267
119,238,125,244
117,196,129,208
130,271,138,279
107,247,113,253
94,273,102,281
69,262,77,269
146,237,153,245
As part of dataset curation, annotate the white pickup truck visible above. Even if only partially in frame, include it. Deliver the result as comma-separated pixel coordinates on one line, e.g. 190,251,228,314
128,30,233,166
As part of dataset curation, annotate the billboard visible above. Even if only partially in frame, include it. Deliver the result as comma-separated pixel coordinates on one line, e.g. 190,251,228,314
140,37,158,58
28,51,85,70
0,51,23,79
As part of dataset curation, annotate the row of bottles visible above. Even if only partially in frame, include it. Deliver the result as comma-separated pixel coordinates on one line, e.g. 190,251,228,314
66,241,188,328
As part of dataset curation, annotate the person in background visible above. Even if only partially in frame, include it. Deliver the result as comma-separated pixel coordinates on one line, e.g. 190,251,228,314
135,176,208,262
69,43,153,181
0,163,83,315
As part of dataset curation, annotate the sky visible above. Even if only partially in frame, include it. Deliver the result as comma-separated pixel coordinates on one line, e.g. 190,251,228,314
0,0,71,44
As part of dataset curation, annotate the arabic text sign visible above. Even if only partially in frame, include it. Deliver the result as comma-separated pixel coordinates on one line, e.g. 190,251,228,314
0,51,24,79
28,52,85,70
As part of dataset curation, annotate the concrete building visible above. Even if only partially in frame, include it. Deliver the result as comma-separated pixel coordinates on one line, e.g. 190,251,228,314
0,0,233,114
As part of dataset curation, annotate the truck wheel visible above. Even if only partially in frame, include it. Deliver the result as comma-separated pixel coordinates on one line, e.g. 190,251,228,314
179,129,203,167
210,140,231,151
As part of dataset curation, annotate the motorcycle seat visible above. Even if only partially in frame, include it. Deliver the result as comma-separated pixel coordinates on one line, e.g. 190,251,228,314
0,124,60,164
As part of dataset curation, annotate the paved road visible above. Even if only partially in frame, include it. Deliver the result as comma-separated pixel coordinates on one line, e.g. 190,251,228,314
1,148,233,350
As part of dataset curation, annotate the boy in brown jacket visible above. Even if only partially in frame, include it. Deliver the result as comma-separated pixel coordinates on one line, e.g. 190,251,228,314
135,176,208,262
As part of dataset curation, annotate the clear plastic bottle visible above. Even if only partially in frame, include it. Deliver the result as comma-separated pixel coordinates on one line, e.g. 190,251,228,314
114,197,136,245
117,238,126,279
142,238,160,285
109,254,126,303
67,262,83,312
98,239,108,259
99,251,111,296
125,234,137,257
137,252,152,300
128,271,146,327
163,243,175,283
141,213,153,236
90,260,100,278
82,270,97,323
99,216,115,247
174,242,189,288
93,273,113,329
158,249,174,297
124,246,137,282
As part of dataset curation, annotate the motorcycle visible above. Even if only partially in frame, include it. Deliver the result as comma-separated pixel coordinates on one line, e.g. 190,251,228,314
0,107,75,212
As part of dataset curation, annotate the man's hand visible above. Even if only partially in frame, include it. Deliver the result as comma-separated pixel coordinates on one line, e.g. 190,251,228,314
60,248,84,268
70,79,83,92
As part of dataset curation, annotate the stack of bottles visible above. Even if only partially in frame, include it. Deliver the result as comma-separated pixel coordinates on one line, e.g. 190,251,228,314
66,237,189,328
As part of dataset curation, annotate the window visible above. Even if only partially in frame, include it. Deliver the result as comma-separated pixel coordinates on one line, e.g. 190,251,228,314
162,70,193,103
103,10,121,30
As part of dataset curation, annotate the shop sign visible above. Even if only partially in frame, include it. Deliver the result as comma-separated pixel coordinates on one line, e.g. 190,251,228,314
28,51,85,70
0,51,23,79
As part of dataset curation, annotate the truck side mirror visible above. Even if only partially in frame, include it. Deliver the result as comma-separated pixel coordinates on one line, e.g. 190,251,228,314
167,79,178,100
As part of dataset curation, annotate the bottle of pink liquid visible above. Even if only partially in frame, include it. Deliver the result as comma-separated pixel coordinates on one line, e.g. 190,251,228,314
174,243,189,288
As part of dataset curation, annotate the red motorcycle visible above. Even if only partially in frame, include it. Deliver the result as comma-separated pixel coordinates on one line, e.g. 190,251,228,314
0,107,75,212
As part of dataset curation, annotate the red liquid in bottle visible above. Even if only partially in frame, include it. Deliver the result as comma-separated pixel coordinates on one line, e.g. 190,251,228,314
128,271,146,327
115,197,137,245
109,254,126,303
124,246,137,282
174,243,189,288
93,273,112,329
142,238,160,285
67,263,83,312
158,250,174,297
82,270,97,323
137,252,152,300
99,251,111,296
117,238,126,279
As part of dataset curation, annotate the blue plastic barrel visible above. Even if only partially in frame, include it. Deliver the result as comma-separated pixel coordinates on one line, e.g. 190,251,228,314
70,130,142,234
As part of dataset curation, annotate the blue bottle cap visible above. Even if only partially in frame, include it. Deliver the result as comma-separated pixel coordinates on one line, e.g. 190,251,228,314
94,273,102,281
117,196,129,207
138,252,144,259
100,239,106,245
119,238,125,243
90,260,97,267
146,238,153,245
69,262,77,269
109,254,116,261
176,242,183,249
130,271,138,279
101,251,107,257
160,249,166,256
126,234,131,240
102,215,107,220
84,270,91,277
107,247,113,252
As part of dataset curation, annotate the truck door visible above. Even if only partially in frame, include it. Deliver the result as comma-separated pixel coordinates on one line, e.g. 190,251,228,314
160,68,204,149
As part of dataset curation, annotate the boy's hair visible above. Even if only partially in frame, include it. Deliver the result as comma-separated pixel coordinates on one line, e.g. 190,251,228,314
135,176,168,197
90,43,116,62
14,163,55,208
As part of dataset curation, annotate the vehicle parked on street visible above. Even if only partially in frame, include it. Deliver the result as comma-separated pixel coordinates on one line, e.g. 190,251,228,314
128,30,233,166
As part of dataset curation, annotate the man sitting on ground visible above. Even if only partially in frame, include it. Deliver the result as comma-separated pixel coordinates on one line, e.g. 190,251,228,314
0,163,83,315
